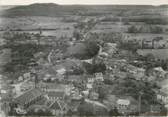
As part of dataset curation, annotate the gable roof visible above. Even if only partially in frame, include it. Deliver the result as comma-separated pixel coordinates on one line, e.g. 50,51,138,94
47,91,65,98
50,100,66,110
15,88,43,106
50,101,61,110
38,82,67,91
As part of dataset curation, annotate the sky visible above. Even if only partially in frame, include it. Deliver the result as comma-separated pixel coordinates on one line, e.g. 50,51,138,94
0,0,167,5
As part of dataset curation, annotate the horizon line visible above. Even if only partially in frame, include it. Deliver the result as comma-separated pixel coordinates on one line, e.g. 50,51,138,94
0,2,168,6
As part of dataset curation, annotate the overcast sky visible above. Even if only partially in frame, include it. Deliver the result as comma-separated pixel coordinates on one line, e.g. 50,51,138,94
0,0,167,5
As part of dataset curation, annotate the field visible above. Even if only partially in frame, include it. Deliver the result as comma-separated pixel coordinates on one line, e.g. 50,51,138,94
0,16,77,37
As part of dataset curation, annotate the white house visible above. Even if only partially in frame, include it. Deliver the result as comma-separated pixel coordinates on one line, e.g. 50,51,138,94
117,99,130,108
87,77,95,83
95,72,104,81
116,97,139,114
56,68,66,75
23,72,31,79
86,83,93,89
157,90,168,104
18,76,24,82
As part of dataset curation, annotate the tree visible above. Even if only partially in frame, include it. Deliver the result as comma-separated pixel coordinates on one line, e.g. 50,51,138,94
161,59,168,70
83,62,106,74
145,53,155,62
73,30,82,40
150,26,163,34
78,101,94,116
109,107,122,116
27,108,52,116
127,25,139,33
97,85,108,102
84,40,100,58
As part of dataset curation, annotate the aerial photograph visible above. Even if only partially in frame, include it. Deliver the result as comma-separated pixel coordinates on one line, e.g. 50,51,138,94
0,0,168,116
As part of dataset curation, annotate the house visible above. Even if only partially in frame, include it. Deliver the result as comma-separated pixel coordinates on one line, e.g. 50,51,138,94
14,88,44,110
157,90,168,104
81,59,93,64
99,52,109,58
82,90,89,98
39,82,74,96
114,71,127,79
67,75,82,82
150,104,162,113
42,74,64,82
124,65,145,75
95,72,104,81
105,74,116,81
147,75,156,82
158,79,168,89
117,98,130,108
0,85,15,97
116,96,138,114
136,68,145,79
153,67,166,79
20,81,34,91
87,78,95,83
0,38,7,46
23,72,31,79
103,43,117,55
86,83,93,89
56,68,66,75
38,82,66,92
33,52,45,59
18,76,24,82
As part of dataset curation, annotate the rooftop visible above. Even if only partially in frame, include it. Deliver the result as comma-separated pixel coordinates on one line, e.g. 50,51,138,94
38,82,67,90
47,91,65,98
14,88,43,106
50,100,66,110
117,99,130,105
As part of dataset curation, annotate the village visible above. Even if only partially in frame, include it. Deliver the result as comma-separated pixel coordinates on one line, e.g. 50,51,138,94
0,3,168,116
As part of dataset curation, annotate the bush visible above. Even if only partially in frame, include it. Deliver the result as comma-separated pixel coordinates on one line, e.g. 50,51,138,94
127,25,139,33
83,62,106,74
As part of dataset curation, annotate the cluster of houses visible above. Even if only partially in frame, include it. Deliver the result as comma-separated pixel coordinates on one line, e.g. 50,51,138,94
123,33,168,49
6,63,165,116
1,68,142,116
1,55,168,116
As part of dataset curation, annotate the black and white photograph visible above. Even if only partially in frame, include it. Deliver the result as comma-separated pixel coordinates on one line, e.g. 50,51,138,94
0,0,168,116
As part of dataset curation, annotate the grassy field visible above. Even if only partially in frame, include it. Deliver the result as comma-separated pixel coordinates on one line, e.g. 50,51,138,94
0,16,76,30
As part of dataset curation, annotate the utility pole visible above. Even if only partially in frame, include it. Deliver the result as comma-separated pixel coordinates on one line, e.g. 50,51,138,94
138,94,141,115
138,92,143,115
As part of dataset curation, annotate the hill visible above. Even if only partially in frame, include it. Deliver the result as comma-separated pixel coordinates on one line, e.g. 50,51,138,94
2,3,167,17
2,3,88,17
